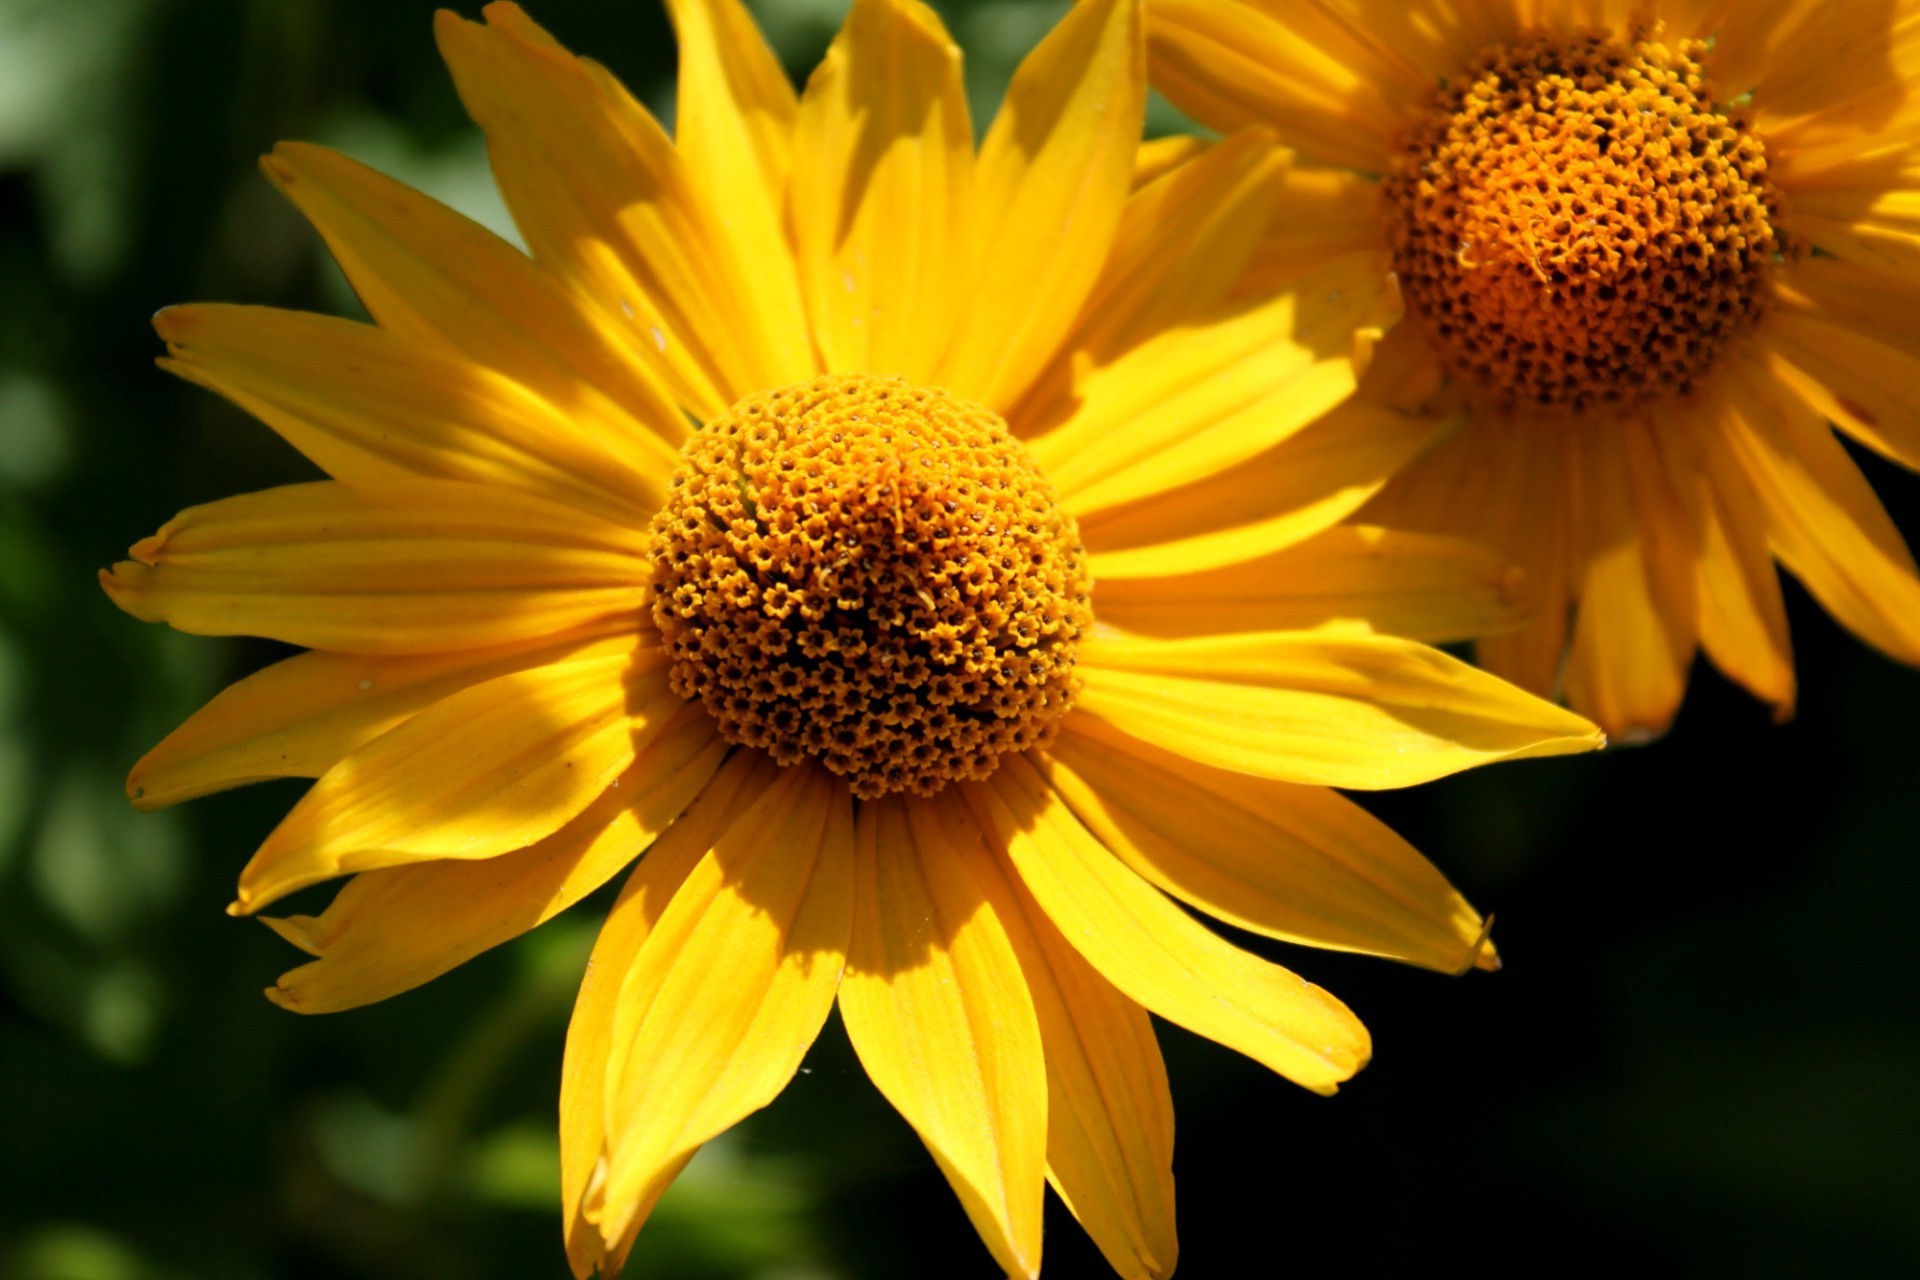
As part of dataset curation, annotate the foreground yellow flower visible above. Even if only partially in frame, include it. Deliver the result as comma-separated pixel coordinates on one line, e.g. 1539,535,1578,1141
1149,0,1920,738
102,1,1601,1274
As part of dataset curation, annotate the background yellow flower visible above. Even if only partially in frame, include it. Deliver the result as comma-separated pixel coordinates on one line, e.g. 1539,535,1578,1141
1149,0,1920,739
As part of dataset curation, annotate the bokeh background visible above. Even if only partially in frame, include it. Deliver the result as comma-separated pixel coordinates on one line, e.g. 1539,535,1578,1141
3,0,1919,1276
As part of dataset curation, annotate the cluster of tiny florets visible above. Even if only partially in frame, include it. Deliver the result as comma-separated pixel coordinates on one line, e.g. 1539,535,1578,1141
648,375,1093,799
1382,28,1791,414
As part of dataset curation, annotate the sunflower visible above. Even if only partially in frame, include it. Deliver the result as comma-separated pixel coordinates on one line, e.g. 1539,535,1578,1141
1148,0,1920,738
101,0,1602,1274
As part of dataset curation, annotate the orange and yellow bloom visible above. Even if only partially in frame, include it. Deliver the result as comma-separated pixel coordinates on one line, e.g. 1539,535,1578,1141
1149,0,1920,737
104,1,1603,1274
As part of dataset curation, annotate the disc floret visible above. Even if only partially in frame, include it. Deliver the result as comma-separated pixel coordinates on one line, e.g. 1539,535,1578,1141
650,375,1093,799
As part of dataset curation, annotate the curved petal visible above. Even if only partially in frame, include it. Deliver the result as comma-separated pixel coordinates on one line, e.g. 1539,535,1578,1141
1091,523,1529,643
1044,715,1495,974
1562,415,1699,741
128,621,632,810
1764,260,1920,472
99,480,650,655
663,0,809,370
436,4,812,415
965,753,1371,1095
1018,127,1288,427
839,794,1047,1279
232,642,679,913
1079,399,1450,579
953,789,1177,1280
592,761,855,1250
1718,348,1920,665
935,0,1144,412
1074,629,1604,789
262,142,686,454
261,710,725,1014
793,0,974,379
560,752,786,1278
154,304,666,518
1130,133,1210,190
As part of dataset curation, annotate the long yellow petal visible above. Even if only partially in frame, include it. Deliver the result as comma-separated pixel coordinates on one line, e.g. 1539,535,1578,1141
936,0,1144,412
793,0,973,379
128,622,631,810
261,711,725,1014
1654,395,1795,715
1092,523,1528,644
1764,261,1920,472
662,0,810,382
1130,133,1210,190
1075,629,1604,789
100,480,649,655
232,642,678,913
839,794,1047,1279
1044,716,1494,974
1080,399,1451,578
1022,127,1287,413
953,789,1176,1280
436,4,812,416
1031,253,1384,514
1719,349,1920,665
1783,155,1920,291
262,142,686,455
561,752,784,1279
596,762,855,1249
966,753,1370,1095
1562,415,1699,742
155,304,665,518
1146,0,1415,172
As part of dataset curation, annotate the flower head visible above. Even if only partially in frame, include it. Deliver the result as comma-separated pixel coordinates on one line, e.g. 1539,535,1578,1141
103,1,1601,1274
1149,0,1920,737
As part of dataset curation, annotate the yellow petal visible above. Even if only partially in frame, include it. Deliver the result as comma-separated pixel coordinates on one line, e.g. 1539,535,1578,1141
232,642,679,913
1719,348,1920,665
838,794,1047,1279
954,789,1176,1280
1034,253,1384,515
662,0,810,381
154,304,667,519
1080,399,1450,579
1045,715,1495,974
1562,415,1698,742
966,753,1370,1095
262,710,725,1014
1130,133,1210,190
1764,262,1920,472
596,762,855,1248
436,4,812,416
561,752,785,1279
1146,0,1425,172
1075,628,1604,789
128,622,630,810
1783,156,1920,291
1092,523,1529,644
1654,395,1796,716
1023,127,1288,411
936,0,1145,411
792,0,973,379
1362,406,1577,699
1231,170,1385,301
100,480,649,655
1744,2,1920,168
262,142,686,453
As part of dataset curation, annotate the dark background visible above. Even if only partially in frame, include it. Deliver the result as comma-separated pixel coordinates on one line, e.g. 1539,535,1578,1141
2,1,1917,1276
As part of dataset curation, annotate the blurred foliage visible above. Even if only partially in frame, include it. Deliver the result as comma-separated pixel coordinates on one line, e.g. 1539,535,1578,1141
1,0,1918,1277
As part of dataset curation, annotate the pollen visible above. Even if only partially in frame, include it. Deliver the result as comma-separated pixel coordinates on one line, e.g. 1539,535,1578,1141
649,374,1093,799
1381,28,1790,414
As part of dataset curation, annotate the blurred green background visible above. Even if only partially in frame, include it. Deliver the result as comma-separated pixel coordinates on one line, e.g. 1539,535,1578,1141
3,0,1919,1276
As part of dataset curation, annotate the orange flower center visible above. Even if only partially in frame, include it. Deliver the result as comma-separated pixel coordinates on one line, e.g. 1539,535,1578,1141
649,374,1092,799
1381,29,1788,414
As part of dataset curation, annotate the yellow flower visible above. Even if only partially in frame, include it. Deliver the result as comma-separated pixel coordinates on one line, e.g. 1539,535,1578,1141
1149,0,1920,739
102,1,1601,1274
